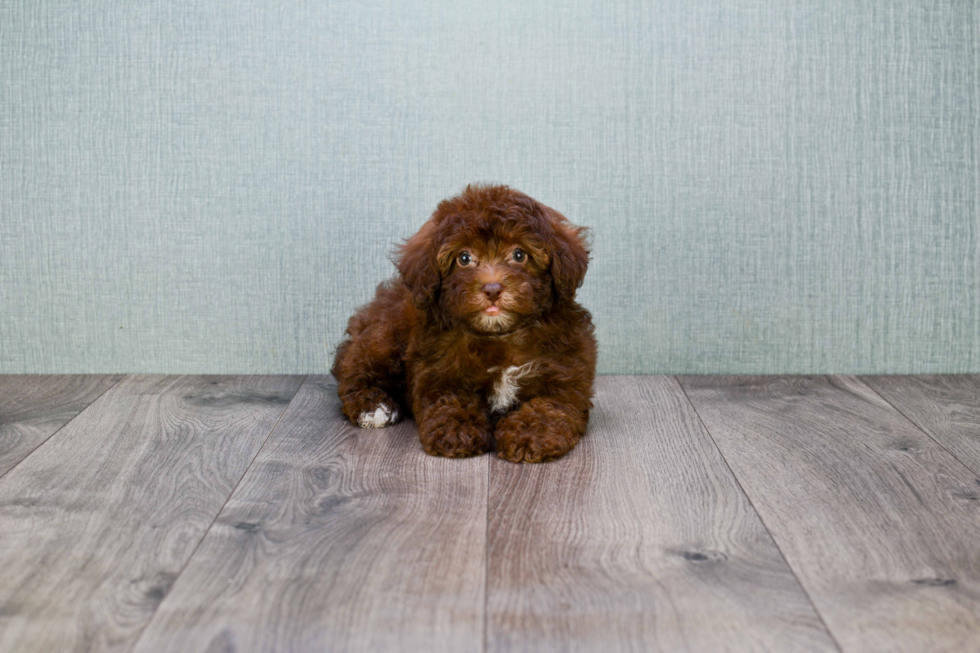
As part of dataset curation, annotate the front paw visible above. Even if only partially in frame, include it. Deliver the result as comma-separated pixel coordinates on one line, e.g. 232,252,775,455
356,402,400,429
495,402,582,463
419,420,489,458
340,388,400,429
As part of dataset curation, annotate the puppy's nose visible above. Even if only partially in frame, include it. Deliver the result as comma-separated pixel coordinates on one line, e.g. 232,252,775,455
482,282,503,302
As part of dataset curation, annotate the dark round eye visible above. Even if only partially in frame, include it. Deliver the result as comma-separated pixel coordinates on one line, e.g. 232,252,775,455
458,251,472,266
512,248,526,262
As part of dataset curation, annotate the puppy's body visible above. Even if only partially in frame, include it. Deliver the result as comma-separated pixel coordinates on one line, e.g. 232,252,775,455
331,185,596,463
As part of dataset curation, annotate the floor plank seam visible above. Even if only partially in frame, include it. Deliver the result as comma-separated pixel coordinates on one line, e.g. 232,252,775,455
126,374,309,653
852,375,980,481
483,452,494,653
0,373,127,483
672,375,845,653
482,454,489,653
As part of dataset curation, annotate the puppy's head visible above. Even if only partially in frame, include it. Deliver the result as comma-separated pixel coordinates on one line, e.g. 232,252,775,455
396,185,590,334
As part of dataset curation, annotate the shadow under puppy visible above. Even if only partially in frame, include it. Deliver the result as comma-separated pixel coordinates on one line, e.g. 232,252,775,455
331,184,597,463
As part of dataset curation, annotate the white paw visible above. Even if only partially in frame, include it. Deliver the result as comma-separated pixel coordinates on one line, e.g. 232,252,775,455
357,404,399,428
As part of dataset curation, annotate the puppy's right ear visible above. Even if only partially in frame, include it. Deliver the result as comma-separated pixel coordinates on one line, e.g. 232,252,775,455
396,220,442,308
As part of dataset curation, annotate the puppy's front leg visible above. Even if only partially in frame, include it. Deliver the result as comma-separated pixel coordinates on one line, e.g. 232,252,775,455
495,396,589,463
414,391,491,458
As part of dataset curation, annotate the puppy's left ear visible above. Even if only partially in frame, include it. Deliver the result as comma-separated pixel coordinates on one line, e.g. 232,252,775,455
540,204,591,302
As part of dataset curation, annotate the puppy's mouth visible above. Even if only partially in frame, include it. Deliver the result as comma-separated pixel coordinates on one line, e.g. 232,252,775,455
472,302,517,333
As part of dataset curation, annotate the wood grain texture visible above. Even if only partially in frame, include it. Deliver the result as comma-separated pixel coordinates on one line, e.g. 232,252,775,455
487,376,837,653
0,374,123,477
862,375,980,477
0,374,302,653
679,375,980,653
132,376,488,653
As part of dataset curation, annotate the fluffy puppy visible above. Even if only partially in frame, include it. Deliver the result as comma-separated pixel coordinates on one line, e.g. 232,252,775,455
331,184,596,463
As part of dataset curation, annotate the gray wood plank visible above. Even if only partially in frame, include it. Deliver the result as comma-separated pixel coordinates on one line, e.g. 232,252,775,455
132,376,488,653
678,375,980,653
487,376,837,653
862,375,980,477
0,374,303,653
0,375,123,478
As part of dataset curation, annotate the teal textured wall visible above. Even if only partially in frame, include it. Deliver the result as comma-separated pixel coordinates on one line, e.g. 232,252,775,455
1,1,978,374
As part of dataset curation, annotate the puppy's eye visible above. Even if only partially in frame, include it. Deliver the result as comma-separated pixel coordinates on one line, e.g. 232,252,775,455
458,251,473,266
512,248,526,262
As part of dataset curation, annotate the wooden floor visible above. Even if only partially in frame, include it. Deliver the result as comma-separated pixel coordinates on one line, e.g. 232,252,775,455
1,375,979,652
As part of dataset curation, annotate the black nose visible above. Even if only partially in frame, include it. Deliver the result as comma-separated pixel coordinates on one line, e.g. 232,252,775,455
483,283,503,302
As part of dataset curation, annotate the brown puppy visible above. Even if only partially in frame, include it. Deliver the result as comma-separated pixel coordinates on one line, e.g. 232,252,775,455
331,184,597,463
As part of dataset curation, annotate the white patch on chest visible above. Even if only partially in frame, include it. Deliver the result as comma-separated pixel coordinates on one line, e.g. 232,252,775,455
357,404,399,428
488,361,538,414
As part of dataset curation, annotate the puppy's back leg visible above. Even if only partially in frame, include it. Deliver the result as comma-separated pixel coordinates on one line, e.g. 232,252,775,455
331,320,404,428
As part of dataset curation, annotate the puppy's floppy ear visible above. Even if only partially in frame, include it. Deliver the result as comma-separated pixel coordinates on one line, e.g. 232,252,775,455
540,203,590,302
396,220,443,308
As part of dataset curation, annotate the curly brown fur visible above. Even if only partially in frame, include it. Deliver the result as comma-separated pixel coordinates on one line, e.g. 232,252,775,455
331,184,597,463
